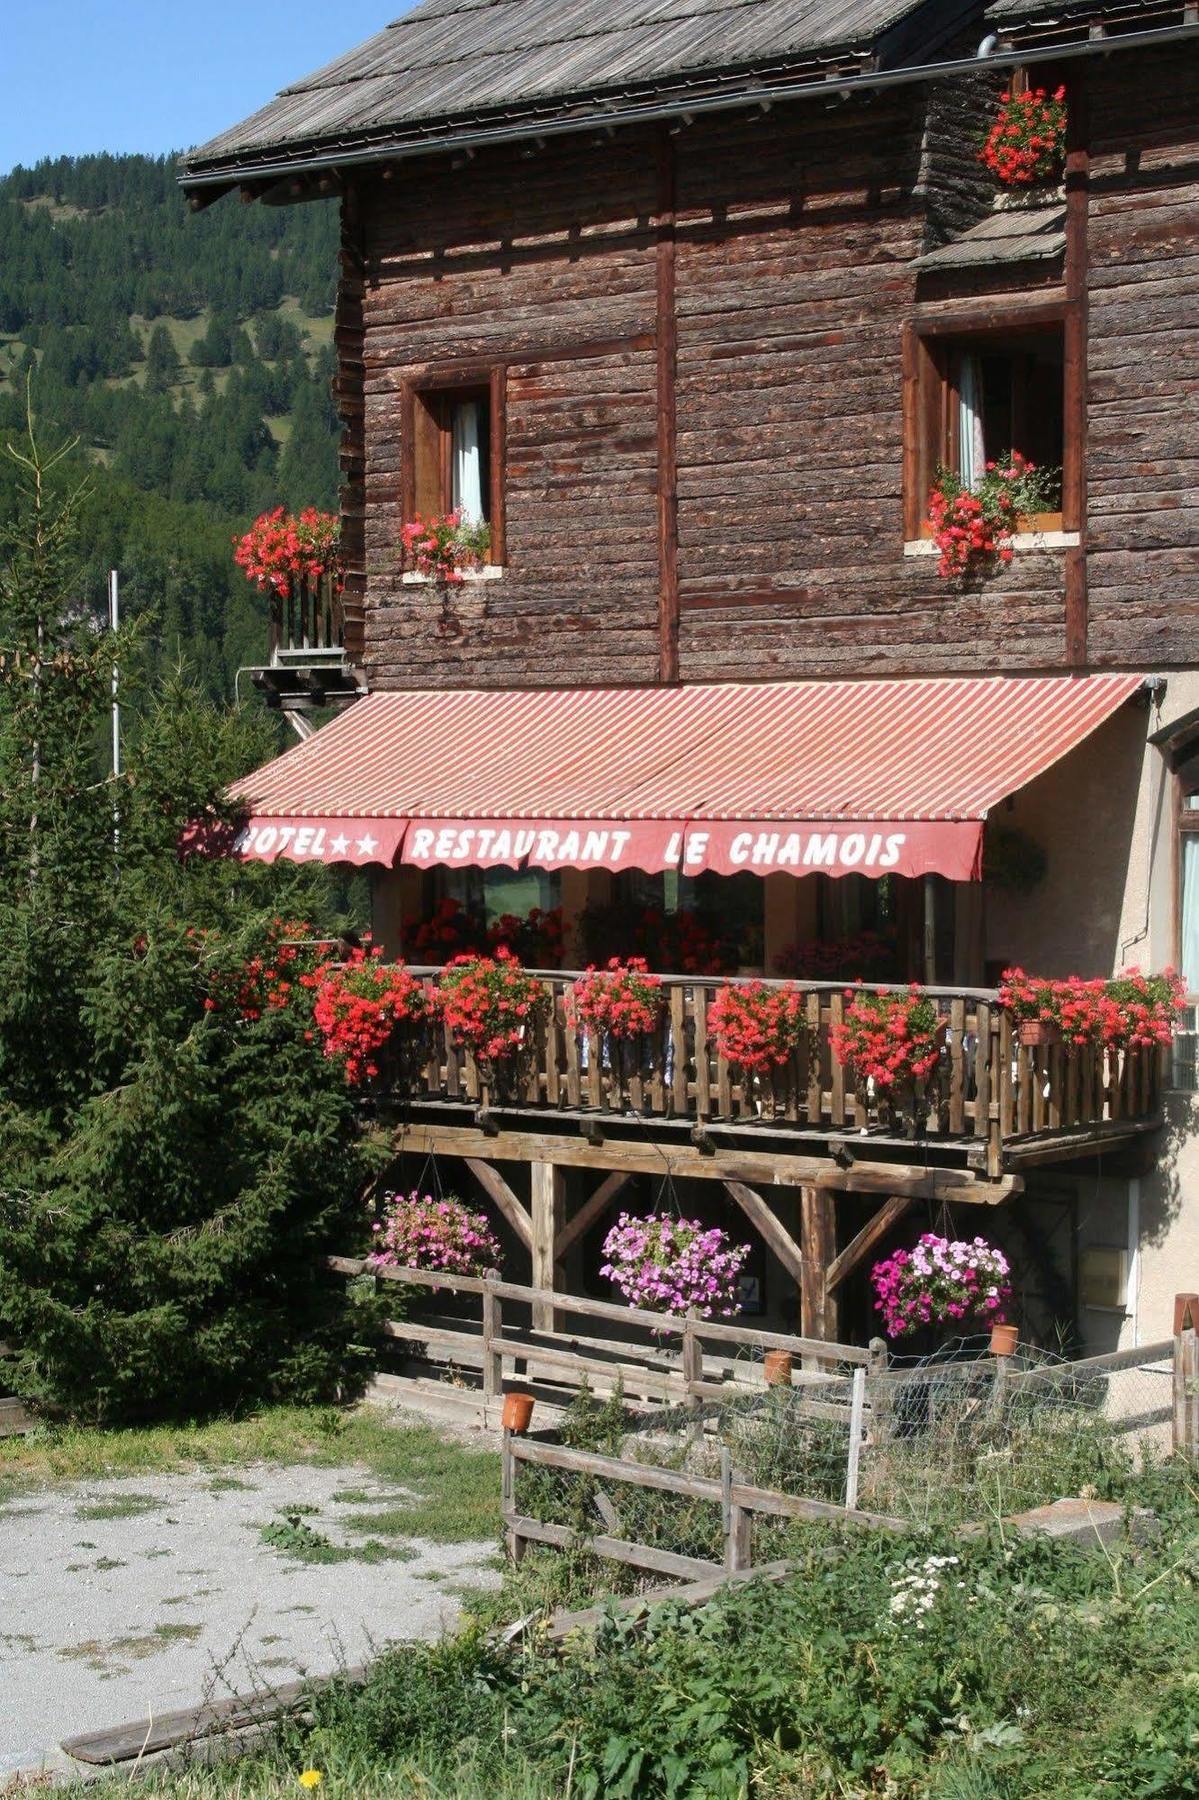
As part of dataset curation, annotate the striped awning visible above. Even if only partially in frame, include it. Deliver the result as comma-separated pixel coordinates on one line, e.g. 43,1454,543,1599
224,673,1144,880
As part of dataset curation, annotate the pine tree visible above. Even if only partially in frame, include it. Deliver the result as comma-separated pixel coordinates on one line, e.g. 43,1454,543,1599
0,420,382,1423
144,322,182,392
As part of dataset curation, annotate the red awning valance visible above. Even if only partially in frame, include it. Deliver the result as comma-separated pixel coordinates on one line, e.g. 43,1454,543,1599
225,673,1144,882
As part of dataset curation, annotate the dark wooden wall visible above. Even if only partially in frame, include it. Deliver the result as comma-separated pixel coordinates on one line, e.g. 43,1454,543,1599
1085,50,1199,668
336,56,1199,689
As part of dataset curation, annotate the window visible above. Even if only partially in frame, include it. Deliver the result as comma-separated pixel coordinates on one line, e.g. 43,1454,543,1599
903,316,1070,541
403,368,506,561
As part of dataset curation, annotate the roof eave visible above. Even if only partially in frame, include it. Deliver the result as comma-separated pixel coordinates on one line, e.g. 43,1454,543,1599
177,16,1199,199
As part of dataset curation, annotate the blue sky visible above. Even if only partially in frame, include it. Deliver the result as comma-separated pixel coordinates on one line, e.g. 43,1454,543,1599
1,1,405,174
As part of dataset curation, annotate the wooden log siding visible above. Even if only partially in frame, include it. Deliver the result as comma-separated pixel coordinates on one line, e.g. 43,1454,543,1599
355,132,663,692
332,56,1199,692
381,973,1164,1172
1084,51,1199,671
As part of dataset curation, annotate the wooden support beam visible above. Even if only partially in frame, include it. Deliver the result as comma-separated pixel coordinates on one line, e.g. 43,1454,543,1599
800,1186,839,1344
400,1124,1023,1202
465,1158,532,1249
557,1171,632,1260
826,1196,913,1293
723,1182,805,1284
531,1161,566,1331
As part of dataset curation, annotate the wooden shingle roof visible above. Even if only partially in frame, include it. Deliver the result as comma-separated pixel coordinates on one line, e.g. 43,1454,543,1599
180,0,981,187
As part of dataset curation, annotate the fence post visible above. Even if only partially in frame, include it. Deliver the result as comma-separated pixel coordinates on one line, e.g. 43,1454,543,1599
720,1446,751,1572
845,1365,866,1511
482,1281,503,1411
867,1337,891,1444
1173,1293,1199,1459
682,1313,702,1409
501,1429,525,1563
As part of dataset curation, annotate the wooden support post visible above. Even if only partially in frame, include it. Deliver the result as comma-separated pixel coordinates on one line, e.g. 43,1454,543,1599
800,1186,839,1346
482,1281,503,1408
922,874,937,987
501,1429,525,1563
1173,1293,1199,1458
531,1161,567,1332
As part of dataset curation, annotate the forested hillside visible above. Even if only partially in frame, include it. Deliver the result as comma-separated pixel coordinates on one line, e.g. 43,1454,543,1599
0,153,341,699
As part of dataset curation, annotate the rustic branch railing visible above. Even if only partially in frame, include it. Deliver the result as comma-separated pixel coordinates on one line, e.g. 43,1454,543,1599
384,971,1165,1173
267,572,345,662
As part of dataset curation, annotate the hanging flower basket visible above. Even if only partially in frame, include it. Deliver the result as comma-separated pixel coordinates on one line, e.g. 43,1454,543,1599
708,981,806,1075
830,985,946,1132
367,1191,502,1277
871,1234,1013,1339
567,958,665,1043
999,966,1185,1050
234,506,343,599
980,85,1068,189
600,1212,750,1319
310,950,435,1087
438,948,550,1096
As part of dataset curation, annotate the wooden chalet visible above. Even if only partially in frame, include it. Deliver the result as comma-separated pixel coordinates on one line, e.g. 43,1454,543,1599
180,0,1199,1353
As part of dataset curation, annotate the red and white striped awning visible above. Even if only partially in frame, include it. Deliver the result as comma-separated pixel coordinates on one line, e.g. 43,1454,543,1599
224,673,1143,881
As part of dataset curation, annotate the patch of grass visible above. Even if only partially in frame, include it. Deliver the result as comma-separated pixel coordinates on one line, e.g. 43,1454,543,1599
0,1407,499,1543
208,1475,253,1493
75,1492,164,1521
60,1622,203,1672
259,1509,419,1567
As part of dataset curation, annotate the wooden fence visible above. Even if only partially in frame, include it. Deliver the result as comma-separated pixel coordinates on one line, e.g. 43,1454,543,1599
329,1256,872,1420
503,1429,899,1582
384,972,1165,1174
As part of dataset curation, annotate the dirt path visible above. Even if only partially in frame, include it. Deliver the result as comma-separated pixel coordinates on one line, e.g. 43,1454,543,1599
0,1464,500,1776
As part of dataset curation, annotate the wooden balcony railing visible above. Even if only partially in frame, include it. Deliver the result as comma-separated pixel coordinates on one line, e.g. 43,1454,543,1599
267,572,344,664
389,972,1166,1177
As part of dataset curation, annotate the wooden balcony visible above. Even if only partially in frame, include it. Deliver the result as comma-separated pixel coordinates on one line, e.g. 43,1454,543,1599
385,972,1167,1186
251,574,360,714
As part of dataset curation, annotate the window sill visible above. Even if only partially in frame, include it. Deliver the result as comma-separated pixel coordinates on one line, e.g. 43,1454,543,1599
401,565,505,585
904,530,1080,557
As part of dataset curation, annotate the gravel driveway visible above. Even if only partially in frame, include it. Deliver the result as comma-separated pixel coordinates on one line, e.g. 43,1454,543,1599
0,1464,500,1776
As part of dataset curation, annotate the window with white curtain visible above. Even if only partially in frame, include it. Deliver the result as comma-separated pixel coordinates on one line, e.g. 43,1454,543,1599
451,397,485,523
411,382,494,534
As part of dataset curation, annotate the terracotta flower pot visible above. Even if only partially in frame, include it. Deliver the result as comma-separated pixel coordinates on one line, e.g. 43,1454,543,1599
763,1350,793,1387
501,1391,535,1434
990,1321,1019,1357
1018,1019,1061,1048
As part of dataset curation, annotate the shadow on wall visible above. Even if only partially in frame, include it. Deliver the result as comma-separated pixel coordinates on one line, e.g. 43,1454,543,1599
986,705,1148,978
1138,1092,1195,1250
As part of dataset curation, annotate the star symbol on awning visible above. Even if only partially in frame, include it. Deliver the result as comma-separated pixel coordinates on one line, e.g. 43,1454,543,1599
355,833,379,857
329,834,350,857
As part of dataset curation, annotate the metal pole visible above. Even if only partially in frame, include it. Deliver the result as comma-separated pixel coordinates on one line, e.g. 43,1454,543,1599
109,570,120,850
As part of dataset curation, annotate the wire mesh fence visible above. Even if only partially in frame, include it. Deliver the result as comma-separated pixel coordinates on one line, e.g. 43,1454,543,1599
854,1335,1176,1527
507,1332,1184,1575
